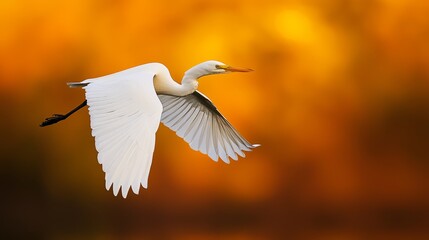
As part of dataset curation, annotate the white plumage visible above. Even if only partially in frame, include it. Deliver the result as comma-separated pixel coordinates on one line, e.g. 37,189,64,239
46,61,259,198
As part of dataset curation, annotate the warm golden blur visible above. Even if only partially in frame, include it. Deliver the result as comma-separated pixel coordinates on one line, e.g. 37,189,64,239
1,0,428,239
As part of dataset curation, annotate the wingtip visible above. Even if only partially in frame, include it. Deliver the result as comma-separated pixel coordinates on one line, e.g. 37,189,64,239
221,156,231,164
121,187,129,198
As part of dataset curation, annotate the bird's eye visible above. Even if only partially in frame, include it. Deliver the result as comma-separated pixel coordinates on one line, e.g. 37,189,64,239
215,64,228,70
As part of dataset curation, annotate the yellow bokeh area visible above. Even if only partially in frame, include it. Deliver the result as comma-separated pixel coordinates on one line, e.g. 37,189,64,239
1,0,428,238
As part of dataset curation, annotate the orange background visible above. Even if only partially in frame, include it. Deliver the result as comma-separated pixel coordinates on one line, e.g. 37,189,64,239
1,0,428,239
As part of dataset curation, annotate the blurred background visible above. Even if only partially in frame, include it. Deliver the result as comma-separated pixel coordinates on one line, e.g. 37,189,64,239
1,0,428,239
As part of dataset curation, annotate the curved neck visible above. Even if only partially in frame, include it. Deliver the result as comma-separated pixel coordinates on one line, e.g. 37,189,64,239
154,68,197,96
154,63,218,96
183,63,212,80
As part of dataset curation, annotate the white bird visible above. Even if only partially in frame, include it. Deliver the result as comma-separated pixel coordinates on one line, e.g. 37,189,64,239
41,60,259,198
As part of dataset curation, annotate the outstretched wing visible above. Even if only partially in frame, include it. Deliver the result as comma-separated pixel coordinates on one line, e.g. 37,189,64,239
158,91,259,163
83,71,163,198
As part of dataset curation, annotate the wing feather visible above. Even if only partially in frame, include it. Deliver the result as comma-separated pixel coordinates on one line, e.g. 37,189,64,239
176,106,198,137
84,71,162,198
158,91,259,163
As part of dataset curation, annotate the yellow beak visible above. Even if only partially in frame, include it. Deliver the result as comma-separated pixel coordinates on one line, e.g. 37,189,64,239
217,64,254,72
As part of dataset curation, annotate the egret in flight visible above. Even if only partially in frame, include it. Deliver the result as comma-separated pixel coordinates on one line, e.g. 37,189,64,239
41,60,259,198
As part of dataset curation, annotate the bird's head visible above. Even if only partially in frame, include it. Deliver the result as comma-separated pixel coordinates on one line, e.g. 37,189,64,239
185,60,253,79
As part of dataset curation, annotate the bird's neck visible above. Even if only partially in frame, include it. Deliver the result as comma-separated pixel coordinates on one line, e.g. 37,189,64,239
180,73,199,94
154,70,198,97
179,66,212,92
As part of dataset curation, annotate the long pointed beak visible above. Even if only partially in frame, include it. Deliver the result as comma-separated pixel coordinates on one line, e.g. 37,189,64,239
225,66,254,72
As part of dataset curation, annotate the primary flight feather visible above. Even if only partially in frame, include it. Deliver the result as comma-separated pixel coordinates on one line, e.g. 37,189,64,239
41,60,259,198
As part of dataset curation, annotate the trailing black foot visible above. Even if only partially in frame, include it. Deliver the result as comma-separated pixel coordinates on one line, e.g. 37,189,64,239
40,114,67,127
40,100,87,127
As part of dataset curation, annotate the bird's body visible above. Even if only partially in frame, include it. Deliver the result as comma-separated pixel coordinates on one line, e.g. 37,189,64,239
42,60,259,198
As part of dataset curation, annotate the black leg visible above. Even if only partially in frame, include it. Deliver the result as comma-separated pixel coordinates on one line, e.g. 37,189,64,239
40,100,87,127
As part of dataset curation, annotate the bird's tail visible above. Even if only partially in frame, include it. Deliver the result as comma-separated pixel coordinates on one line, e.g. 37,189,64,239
67,82,89,88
